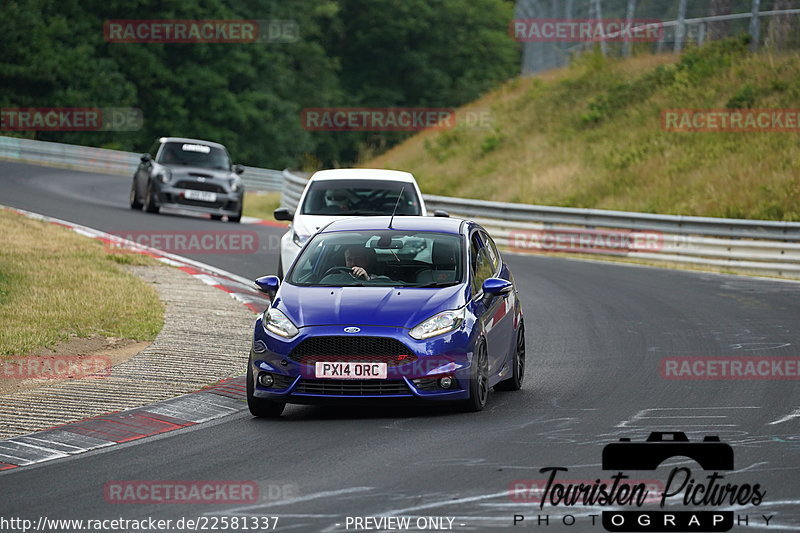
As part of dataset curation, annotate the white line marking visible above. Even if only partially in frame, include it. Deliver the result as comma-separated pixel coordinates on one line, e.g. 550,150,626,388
768,407,800,425
616,407,760,428
202,487,373,515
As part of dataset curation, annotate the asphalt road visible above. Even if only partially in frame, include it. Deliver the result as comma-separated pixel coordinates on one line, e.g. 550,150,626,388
1,160,798,532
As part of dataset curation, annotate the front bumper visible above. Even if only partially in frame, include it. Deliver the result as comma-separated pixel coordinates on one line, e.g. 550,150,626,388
250,323,475,403
155,184,243,216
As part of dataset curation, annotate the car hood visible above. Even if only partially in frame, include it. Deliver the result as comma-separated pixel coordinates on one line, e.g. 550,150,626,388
163,165,235,180
292,215,354,238
275,283,467,329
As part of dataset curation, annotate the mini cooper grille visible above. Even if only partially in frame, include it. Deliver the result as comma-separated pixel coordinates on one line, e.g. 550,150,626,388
289,337,417,367
294,379,411,396
175,180,225,193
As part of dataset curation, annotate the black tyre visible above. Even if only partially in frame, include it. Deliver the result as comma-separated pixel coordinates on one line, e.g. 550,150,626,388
129,180,143,210
494,321,525,392
277,256,283,279
246,358,286,418
143,181,159,213
229,202,243,223
461,339,489,412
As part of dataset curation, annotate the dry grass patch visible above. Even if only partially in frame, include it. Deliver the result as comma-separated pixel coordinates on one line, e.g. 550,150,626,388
0,209,163,356
243,191,282,220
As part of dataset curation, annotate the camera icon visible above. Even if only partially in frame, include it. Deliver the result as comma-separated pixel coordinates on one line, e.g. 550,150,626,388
602,432,734,471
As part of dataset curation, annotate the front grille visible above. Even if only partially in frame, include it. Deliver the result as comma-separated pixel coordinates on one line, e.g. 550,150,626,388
294,379,411,396
175,180,225,193
289,336,417,367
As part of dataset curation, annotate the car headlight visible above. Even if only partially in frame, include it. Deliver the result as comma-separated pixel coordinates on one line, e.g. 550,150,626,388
230,179,242,192
261,308,299,338
156,169,171,184
409,307,466,340
292,230,310,247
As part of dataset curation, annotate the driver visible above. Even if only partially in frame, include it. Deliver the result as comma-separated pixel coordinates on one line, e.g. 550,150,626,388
344,246,376,280
324,189,351,212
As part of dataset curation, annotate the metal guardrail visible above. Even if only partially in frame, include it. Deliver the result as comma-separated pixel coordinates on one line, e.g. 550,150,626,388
0,136,284,193
278,169,800,279
1,136,798,278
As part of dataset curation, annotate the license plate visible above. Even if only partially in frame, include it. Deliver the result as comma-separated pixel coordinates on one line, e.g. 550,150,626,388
315,362,388,379
184,190,217,202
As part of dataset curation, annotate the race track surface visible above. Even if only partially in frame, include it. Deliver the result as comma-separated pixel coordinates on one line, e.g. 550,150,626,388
1,161,798,531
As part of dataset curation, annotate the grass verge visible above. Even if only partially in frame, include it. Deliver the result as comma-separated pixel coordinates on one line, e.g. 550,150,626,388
367,39,800,221
0,209,164,356
243,192,282,220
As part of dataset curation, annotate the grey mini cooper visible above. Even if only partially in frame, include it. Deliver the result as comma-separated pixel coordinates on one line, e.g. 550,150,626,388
130,137,245,222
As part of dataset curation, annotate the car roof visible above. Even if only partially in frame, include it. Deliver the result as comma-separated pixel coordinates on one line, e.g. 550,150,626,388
321,216,466,235
309,168,417,183
158,137,227,150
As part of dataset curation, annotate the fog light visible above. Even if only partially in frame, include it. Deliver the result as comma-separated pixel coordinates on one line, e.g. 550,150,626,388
258,372,274,387
439,376,453,389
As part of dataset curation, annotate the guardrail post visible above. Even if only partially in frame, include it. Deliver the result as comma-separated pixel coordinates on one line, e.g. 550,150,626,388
622,0,638,57
750,0,761,51
674,0,688,53
591,0,609,57
697,21,706,46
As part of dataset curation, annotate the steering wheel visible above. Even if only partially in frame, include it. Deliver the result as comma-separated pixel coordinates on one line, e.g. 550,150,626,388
321,266,356,278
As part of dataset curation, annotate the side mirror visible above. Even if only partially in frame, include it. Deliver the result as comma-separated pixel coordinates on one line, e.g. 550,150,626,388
273,207,294,221
140,153,152,163
254,275,281,298
433,210,449,218
234,164,245,175
482,278,512,299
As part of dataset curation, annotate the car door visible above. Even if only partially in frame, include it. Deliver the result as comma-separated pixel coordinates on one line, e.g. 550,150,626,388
134,140,159,197
469,230,508,376
480,230,516,372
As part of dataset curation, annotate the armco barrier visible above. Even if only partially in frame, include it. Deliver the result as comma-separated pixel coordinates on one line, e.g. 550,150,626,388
277,169,800,279
1,136,798,278
0,136,283,192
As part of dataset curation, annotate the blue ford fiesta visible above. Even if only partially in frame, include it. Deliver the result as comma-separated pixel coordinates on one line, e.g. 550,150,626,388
247,216,525,417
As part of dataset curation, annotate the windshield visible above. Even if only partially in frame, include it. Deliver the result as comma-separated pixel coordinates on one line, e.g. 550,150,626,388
156,142,231,170
287,230,462,288
300,179,422,216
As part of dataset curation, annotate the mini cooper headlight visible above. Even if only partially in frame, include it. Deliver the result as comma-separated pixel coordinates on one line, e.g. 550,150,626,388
409,307,466,340
262,308,299,338
230,179,242,192
156,169,172,183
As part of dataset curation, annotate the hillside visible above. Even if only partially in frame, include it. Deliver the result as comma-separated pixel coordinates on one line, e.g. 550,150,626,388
366,38,800,221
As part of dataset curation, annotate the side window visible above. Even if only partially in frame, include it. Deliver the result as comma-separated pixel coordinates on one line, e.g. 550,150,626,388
470,233,494,296
480,231,500,274
470,234,481,294
148,140,161,158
